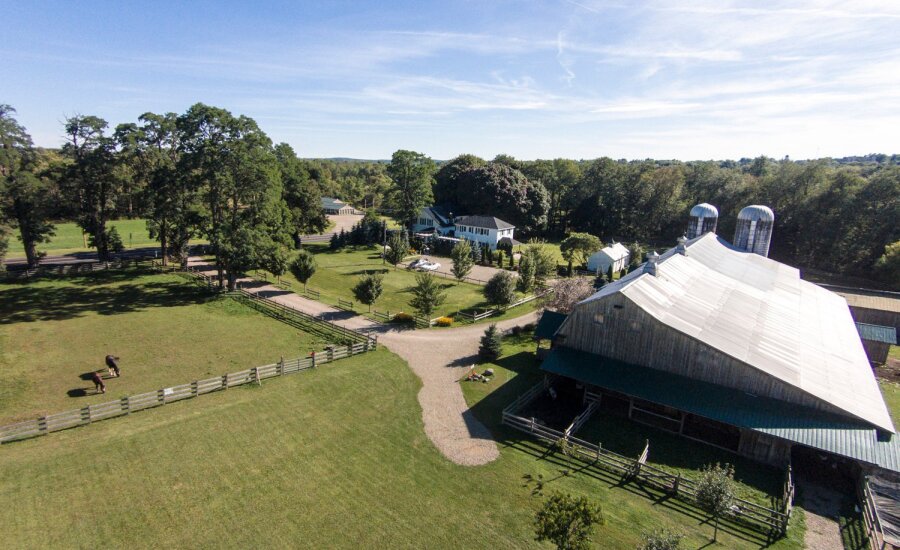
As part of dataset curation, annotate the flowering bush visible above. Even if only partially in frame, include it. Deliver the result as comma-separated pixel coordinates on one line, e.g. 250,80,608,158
392,312,414,323
435,316,453,327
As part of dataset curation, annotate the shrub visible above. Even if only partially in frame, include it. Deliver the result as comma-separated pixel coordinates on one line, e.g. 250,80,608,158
435,316,453,327
638,528,684,550
392,312,414,323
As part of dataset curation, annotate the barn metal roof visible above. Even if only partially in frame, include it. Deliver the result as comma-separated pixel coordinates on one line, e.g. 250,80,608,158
542,347,900,472
857,323,898,344
576,232,894,432
321,197,348,210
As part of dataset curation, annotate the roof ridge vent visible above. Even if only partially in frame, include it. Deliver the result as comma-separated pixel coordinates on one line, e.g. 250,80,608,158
676,235,687,256
644,251,659,276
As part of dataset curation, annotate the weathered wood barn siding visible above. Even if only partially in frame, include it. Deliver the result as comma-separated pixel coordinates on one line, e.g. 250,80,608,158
557,292,852,420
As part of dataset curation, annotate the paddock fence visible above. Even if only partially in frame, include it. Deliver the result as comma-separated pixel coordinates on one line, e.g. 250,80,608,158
501,380,793,537
3,257,155,280
0,340,375,445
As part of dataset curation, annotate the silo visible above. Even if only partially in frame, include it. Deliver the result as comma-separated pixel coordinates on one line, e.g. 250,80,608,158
733,205,775,257
687,203,719,239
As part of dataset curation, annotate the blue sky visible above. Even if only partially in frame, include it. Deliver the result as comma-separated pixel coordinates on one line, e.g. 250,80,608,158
2,1,899,160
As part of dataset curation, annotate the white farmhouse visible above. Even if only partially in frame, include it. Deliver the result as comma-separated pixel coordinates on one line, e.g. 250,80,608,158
453,215,515,250
587,242,630,274
413,206,454,235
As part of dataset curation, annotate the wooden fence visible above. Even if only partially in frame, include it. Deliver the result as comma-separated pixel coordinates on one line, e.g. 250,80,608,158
0,341,375,444
4,257,154,279
859,476,892,550
225,289,376,346
502,380,793,537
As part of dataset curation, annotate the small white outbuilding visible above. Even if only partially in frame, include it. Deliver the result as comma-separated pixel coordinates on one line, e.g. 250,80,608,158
587,242,630,274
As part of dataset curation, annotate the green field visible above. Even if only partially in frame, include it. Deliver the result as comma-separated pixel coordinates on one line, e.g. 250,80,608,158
277,243,526,319
0,335,804,549
0,270,328,424
6,219,156,258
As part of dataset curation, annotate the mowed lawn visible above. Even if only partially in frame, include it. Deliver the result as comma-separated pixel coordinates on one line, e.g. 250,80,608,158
279,243,496,317
0,270,328,423
0,343,804,549
6,219,155,258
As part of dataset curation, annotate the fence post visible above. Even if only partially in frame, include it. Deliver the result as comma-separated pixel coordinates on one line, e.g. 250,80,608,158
121,396,130,415
81,406,91,425
190,381,198,397
38,416,47,435
311,352,317,368
278,356,284,376
222,374,228,390
328,347,334,362
158,389,166,405
531,417,536,432
596,442,602,461
673,473,681,495
253,367,261,386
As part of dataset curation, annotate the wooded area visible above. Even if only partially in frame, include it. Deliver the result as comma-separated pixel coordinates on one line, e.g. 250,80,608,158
2,103,897,287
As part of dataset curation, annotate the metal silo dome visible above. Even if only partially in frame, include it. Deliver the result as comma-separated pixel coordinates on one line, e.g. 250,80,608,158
737,205,775,222
734,205,775,257
687,203,719,239
690,203,719,218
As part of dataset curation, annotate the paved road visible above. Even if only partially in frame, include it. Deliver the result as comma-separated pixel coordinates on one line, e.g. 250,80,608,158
189,258,539,466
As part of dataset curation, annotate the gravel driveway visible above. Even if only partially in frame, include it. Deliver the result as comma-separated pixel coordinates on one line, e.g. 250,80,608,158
189,259,539,466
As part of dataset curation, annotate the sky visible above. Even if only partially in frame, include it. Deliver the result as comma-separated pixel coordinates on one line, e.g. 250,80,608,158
2,0,899,161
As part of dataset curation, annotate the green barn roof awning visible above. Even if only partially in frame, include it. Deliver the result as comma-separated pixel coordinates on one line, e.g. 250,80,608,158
541,347,900,472
534,311,567,340
856,322,898,345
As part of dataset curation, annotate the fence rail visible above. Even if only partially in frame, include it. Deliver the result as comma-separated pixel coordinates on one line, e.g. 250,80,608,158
225,289,376,346
4,257,154,279
1,342,375,444
502,380,793,536
859,476,890,550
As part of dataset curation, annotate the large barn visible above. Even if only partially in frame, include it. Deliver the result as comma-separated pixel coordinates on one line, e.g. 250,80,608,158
541,232,900,473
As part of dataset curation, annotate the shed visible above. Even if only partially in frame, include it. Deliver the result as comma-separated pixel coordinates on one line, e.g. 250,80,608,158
586,242,630,274
856,322,898,366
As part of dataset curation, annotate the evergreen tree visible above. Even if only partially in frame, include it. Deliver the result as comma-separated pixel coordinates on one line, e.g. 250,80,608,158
471,240,482,264
606,264,614,282
329,232,340,250
478,324,503,361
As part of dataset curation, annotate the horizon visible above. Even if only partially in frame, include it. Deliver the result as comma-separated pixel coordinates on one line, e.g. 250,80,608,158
3,1,900,161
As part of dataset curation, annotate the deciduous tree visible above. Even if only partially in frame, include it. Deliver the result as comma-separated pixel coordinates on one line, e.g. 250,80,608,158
533,492,603,550
560,232,602,276
409,272,446,317
353,272,384,311
289,249,317,291
450,239,474,283
484,271,517,309
387,149,434,230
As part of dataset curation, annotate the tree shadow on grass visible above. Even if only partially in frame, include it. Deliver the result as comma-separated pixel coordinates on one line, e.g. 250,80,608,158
0,278,215,324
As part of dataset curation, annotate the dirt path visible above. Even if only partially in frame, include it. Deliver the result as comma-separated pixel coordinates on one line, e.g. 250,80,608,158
796,482,844,550
188,259,539,466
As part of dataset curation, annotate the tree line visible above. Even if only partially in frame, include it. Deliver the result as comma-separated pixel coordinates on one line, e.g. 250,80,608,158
2,102,897,286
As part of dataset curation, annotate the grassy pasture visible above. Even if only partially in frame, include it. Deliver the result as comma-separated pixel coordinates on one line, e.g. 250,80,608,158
6,219,155,258
278,243,517,318
0,340,804,549
0,269,327,424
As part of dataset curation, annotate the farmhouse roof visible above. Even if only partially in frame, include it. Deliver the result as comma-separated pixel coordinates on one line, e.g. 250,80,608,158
573,231,894,433
534,311,568,340
542,347,900,472
454,215,514,230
